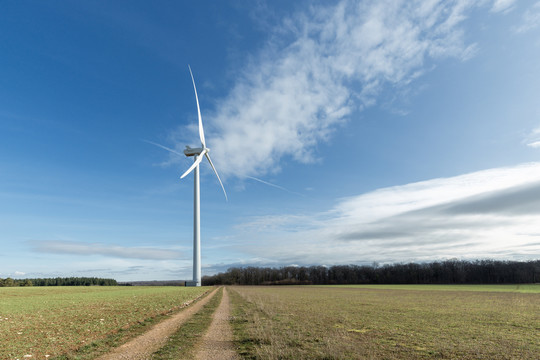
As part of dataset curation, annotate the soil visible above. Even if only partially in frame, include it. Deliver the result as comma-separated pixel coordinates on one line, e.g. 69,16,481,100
195,287,239,360
96,287,219,360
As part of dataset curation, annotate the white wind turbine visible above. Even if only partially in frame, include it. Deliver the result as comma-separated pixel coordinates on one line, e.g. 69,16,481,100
147,66,227,287
182,66,227,286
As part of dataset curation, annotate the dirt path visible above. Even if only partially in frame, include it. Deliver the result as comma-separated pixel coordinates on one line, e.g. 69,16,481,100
195,287,239,360
96,287,219,360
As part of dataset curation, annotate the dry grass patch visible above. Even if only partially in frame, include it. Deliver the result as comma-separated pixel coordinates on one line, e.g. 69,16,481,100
229,285,539,359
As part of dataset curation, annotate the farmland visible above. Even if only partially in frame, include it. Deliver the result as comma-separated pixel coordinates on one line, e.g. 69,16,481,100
1,284,539,359
0,286,208,359
229,285,540,359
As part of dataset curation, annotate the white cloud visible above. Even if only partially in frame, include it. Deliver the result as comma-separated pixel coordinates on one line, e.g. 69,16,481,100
14,257,194,282
29,240,183,260
514,2,540,33
333,162,540,222
524,126,540,148
491,0,517,13
198,0,479,179
228,163,540,265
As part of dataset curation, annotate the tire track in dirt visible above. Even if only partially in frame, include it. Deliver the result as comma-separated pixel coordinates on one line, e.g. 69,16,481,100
96,287,219,360
195,287,239,360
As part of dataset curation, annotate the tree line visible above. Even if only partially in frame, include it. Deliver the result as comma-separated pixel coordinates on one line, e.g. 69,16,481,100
202,259,540,286
0,277,118,287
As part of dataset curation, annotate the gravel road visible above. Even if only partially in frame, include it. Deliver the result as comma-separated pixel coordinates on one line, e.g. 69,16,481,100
96,287,219,360
195,287,239,360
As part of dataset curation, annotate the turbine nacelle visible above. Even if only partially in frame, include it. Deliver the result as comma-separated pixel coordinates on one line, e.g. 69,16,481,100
184,146,207,157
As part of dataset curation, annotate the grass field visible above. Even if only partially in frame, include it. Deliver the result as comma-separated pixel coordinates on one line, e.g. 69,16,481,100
229,285,540,359
2,285,539,359
0,286,209,360
315,284,540,293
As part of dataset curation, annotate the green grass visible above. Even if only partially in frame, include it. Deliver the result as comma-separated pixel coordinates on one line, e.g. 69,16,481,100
0,286,209,360
52,313,166,360
314,284,540,293
229,285,540,359
229,289,262,359
151,287,223,359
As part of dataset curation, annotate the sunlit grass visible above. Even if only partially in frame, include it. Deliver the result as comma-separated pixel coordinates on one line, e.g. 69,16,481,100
0,286,209,359
230,285,540,359
313,284,540,293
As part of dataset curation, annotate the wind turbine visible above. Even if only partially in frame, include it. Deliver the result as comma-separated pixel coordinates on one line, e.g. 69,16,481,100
147,66,227,287
182,66,227,286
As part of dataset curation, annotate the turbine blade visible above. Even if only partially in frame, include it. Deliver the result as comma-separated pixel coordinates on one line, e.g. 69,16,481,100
205,153,228,201
142,139,184,157
188,65,206,148
180,149,207,179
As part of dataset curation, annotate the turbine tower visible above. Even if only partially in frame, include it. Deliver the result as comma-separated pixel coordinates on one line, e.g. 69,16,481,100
181,66,227,286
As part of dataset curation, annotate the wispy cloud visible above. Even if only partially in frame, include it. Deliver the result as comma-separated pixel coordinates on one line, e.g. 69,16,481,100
193,0,480,179
491,0,517,13
228,163,540,265
514,2,540,33
524,126,540,148
29,240,182,260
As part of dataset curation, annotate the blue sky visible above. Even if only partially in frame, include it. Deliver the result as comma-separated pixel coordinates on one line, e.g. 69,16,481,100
1,0,540,281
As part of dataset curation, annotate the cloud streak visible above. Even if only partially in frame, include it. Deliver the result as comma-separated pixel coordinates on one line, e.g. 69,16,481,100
228,163,540,266
244,176,305,197
29,240,182,260
201,0,482,179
